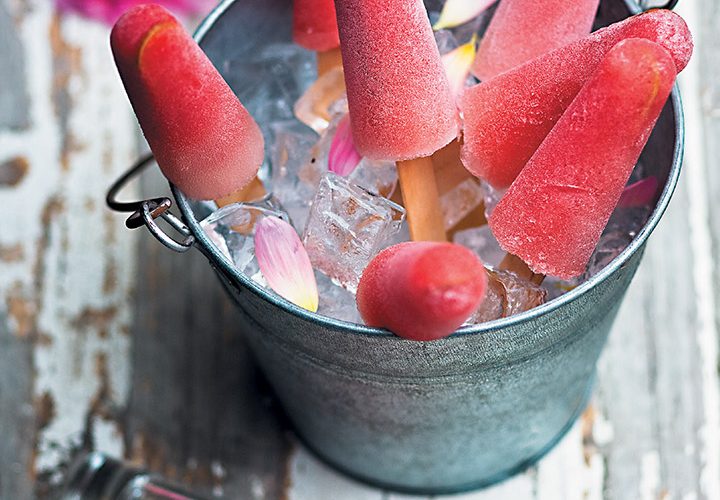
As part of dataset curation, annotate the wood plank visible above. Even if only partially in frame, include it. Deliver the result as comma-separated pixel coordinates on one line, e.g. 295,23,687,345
0,309,35,498
590,2,720,492
123,164,292,499
678,0,720,498
0,0,30,131
0,2,139,495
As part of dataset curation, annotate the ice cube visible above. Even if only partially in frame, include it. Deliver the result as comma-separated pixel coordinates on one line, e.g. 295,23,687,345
315,272,362,324
200,195,289,277
541,205,652,299
441,177,485,230
480,179,506,219
348,158,398,198
302,113,398,198
303,173,406,292
268,120,321,231
584,205,651,278
294,66,348,134
225,43,316,137
541,275,581,301
467,269,547,324
453,225,505,269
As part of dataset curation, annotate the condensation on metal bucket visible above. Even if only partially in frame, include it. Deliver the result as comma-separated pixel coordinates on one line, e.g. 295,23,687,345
105,0,685,494
59,452,206,500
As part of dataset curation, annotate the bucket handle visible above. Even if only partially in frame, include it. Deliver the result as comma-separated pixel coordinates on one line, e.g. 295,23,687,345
639,0,678,10
106,154,195,253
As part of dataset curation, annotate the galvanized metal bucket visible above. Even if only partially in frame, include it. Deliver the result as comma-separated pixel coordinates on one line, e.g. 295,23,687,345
107,0,684,493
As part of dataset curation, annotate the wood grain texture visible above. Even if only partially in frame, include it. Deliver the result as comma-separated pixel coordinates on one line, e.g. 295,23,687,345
0,0,718,498
0,0,30,131
0,0,137,496
123,166,291,499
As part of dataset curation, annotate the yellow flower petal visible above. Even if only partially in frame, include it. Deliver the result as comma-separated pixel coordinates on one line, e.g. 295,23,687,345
433,0,496,31
442,35,478,97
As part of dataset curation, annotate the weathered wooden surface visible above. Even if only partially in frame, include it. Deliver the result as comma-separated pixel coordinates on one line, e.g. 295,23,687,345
0,0,718,498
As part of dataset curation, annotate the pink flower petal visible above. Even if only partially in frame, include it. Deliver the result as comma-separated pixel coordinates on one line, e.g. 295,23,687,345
55,0,213,25
328,114,362,177
618,176,659,208
255,217,319,312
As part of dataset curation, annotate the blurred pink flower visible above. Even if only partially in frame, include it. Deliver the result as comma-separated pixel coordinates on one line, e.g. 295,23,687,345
55,0,214,25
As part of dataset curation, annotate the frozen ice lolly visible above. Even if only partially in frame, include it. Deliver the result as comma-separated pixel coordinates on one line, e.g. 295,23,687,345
335,0,458,160
461,9,692,190
335,0,459,241
357,242,487,340
489,38,677,279
293,0,342,76
293,0,340,52
472,0,600,81
111,4,264,201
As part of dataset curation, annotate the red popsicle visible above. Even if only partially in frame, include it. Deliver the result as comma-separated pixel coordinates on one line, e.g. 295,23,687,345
460,9,692,190
335,0,459,242
111,4,264,201
357,242,487,341
293,0,340,52
293,0,342,76
489,38,677,279
473,0,600,81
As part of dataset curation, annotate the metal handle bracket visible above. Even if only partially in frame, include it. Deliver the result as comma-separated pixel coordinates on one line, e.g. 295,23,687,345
106,154,195,253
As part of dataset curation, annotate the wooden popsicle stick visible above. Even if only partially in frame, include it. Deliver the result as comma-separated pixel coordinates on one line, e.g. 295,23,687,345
396,156,447,242
499,253,545,285
431,139,488,237
316,46,343,77
214,177,267,208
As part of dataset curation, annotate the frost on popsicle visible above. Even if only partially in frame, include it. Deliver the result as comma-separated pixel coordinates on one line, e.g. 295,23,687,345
255,216,319,312
433,0,496,31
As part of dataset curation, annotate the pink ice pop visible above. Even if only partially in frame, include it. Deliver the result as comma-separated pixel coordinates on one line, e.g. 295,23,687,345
357,242,487,341
472,0,600,81
293,0,340,52
335,0,458,242
334,0,458,161
461,9,692,190
489,38,677,279
110,4,264,201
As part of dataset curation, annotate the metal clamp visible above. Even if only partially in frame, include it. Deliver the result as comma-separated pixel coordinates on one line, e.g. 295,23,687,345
639,0,678,10
106,154,195,253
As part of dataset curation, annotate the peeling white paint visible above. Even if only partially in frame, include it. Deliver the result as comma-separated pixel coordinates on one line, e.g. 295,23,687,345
286,445,384,500
639,451,660,500
0,0,138,474
535,422,604,500
93,418,124,458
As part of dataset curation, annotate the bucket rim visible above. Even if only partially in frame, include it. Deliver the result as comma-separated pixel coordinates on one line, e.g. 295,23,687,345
173,0,685,339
